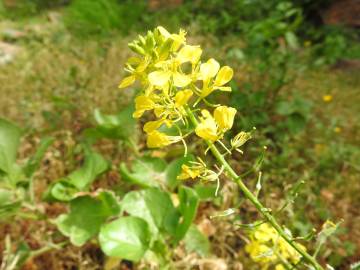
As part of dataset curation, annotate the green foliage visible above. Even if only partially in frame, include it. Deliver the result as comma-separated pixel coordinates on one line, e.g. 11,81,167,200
46,146,109,201
184,225,210,257
64,0,147,37
99,216,151,261
0,118,53,220
55,191,120,246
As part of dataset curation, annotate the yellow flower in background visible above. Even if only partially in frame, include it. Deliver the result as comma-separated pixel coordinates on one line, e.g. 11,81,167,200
322,94,333,102
214,106,236,132
133,95,156,118
177,45,202,64
195,110,219,141
334,126,341,133
177,164,201,180
175,89,193,107
245,223,306,268
146,130,181,148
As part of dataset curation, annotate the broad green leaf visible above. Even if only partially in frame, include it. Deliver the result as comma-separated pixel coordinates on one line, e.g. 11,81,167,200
194,184,217,201
121,188,176,235
55,191,120,246
174,186,199,242
0,118,21,175
184,225,210,257
119,156,167,188
91,105,136,141
99,216,150,262
23,136,54,178
48,148,109,201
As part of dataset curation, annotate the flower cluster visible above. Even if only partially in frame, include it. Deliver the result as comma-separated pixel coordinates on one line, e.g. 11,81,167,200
119,26,236,149
245,223,306,270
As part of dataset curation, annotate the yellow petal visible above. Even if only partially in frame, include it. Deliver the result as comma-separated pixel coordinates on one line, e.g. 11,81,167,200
133,95,155,118
214,106,237,132
175,89,193,107
177,164,201,180
157,26,171,39
214,66,233,86
200,58,220,80
118,75,136,89
195,110,218,141
147,131,171,148
173,72,191,87
213,86,232,92
143,119,164,133
177,45,202,64
148,70,171,87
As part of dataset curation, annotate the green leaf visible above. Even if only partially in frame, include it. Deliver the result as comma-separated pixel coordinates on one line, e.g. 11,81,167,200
286,113,306,134
99,216,151,262
23,137,54,178
0,118,21,175
194,184,217,201
119,156,167,188
48,148,109,201
121,188,176,235
55,191,120,246
184,225,210,257
0,188,21,219
174,186,199,242
89,105,136,142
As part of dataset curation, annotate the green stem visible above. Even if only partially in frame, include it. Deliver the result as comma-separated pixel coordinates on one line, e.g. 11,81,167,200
185,107,323,270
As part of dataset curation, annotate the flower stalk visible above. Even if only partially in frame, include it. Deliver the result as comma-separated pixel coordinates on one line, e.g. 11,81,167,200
185,107,324,270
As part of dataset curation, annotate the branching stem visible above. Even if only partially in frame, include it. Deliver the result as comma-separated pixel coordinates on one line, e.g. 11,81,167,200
185,107,323,270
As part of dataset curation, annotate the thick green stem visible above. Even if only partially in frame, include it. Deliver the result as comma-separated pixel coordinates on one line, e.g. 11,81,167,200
185,107,323,270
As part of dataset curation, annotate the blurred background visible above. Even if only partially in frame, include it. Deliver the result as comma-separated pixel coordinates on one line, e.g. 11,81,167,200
0,0,359,269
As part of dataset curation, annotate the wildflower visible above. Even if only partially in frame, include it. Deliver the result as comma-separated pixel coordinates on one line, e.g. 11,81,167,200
245,223,306,268
177,164,201,180
195,106,237,141
322,95,333,102
146,130,181,148
199,60,234,98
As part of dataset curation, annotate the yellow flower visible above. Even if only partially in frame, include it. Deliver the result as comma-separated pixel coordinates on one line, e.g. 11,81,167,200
118,75,136,89
213,66,233,91
195,110,218,141
177,164,201,180
175,89,193,107
322,95,333,102
213,106,236,132
177,45,202,64
133,95,155,118
146,130,181,148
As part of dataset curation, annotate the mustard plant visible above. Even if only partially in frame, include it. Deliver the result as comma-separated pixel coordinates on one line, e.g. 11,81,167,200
119,26,325,270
